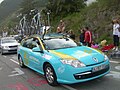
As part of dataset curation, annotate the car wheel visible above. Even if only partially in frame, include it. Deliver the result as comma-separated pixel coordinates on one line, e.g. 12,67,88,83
18,56,25,68
44,64,58,86
1,49,3,55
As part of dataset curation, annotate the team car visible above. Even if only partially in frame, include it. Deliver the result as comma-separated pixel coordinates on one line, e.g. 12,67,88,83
0,37,20,55
17,33,110,86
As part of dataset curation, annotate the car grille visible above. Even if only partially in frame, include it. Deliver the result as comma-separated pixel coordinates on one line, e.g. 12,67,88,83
74,65,109,80
9,45,18,48
86,61,104,67
8,49,17,52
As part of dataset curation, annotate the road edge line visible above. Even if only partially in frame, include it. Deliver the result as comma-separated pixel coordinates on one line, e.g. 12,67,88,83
10,59,19,65
61,85,77,90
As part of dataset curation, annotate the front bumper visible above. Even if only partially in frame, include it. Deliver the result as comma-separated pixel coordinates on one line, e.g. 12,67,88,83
56,60,110,84
2,48,17,54
74,65,109,80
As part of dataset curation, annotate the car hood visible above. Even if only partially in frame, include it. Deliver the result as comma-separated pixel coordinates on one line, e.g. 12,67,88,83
1,42,19,46
50,46,105,66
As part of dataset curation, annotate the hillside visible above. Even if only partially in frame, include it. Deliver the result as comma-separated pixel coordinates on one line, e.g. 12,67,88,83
0,0,120,44
0,0,23,23
0,0,48,33
51,0,120,43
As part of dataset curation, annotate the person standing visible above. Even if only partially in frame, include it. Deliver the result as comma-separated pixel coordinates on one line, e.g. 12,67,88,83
79,29,85,45
57,20,65,33
56,27,62,33
112,19,120,51
68,30,75,40
84,27,92,47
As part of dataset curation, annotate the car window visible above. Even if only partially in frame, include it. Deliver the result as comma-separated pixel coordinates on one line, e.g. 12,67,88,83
22,37,41,49
44,38,79,50
31,41,39,49
32,37,43,50
24,41,37,49
22,38,33,48
33,38,40,45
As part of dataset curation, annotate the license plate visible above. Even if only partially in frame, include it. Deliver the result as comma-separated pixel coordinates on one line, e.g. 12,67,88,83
92,64,106,72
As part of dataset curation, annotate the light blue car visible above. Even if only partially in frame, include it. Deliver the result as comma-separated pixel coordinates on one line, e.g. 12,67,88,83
17,33,110,86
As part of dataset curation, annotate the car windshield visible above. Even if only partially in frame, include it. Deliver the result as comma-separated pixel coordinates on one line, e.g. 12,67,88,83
44,38,80,50
1,39,17,44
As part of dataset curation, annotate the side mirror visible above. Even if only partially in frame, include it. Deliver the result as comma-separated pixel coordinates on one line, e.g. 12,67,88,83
32,47,43,53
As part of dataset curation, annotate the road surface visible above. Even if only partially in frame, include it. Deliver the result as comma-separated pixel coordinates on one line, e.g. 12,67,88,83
0,53,120,90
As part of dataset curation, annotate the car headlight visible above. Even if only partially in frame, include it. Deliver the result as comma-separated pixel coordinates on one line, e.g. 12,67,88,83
104,55,109,61
60,59,86,68
2,46,9,49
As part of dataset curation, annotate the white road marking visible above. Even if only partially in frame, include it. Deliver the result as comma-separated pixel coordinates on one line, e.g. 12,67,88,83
115,66,120,71
61,85,77,90
8,68,24,77
0,67,2,70
3,55,7,58
9,57,76,90
8,55,119,89
110,60,120,64
106,71,120,79
12,56,17,60
10,59,19,65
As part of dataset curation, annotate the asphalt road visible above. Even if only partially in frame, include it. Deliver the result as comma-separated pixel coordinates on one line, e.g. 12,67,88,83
0,53,120,90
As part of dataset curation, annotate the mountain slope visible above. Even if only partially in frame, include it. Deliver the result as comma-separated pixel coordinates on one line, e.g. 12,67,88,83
0,0,23,23
53,0,120,43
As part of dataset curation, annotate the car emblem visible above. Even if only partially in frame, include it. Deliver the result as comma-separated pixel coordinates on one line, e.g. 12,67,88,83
93,57,98,62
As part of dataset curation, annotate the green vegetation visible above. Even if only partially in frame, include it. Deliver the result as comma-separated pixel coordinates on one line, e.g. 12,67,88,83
0,0,120,44
45,0,85,17
0,0,23,23
50,0,120,44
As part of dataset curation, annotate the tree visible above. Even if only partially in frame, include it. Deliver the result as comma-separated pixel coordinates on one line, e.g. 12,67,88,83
20,0,36,14
45,0,86,17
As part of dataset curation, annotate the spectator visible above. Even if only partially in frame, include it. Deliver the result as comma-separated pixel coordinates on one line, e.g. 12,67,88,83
57,20,65,33
79,29,85,45
84,27,92,47
56,27,62,33
112,19,120,51
68,30,75,40
101,40,107,47
91,42,99,49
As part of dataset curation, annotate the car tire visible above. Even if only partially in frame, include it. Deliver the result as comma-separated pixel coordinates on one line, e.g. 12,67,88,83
44,64,58,86
18,56,26,68
1,49,3,55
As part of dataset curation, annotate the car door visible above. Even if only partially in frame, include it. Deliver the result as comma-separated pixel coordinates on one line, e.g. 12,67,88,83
28,37,44,71
20,38,33,66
